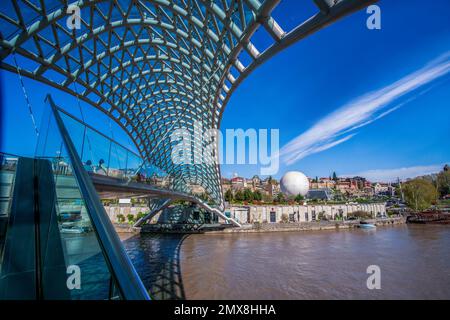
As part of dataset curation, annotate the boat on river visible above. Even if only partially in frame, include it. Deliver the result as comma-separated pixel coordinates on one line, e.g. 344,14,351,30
358,221,376,229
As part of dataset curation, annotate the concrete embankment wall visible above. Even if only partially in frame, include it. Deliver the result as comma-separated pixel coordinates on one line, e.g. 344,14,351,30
104,205,149,223
207,217,406,234
105,203,387,225
228,203,387,224
113,217,405,234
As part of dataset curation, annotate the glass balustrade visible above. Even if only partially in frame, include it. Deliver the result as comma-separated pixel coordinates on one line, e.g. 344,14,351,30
0,96,149,300
0,154,18,272
56,109,174,190
32,101,122,299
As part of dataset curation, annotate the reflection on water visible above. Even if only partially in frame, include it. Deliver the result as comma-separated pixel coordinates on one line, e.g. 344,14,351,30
122,225,450,300
121,233,187,299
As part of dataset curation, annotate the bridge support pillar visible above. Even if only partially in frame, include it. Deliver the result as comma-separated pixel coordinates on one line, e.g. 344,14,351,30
134,199,173,227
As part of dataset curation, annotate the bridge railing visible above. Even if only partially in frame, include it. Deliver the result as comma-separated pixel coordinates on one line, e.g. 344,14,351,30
27,95,150,300
55,108,170,185
52,103,231,222
57,110,216,201
59,108,181,189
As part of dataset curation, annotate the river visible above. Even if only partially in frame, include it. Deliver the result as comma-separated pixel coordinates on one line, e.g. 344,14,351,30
121,224,450,300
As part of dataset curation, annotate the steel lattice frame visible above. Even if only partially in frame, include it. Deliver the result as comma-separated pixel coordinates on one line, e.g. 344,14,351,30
0,0,375,210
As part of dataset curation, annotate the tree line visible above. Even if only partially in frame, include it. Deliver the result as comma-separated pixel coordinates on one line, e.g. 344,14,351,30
225,188,305,204
402,165,450,211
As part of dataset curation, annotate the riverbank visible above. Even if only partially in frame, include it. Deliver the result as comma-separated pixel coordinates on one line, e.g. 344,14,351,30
407,211,450,224
114,224,140,234
114,217,405,234
206,217,405,234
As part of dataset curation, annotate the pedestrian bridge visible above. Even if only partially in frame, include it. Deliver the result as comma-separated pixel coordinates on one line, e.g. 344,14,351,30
54,103,243,226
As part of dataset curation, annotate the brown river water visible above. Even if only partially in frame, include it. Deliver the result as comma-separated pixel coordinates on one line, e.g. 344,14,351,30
121,224,450,300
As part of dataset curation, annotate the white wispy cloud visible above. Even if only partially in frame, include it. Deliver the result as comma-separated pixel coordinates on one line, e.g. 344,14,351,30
341,164,446,182
279,52,450,165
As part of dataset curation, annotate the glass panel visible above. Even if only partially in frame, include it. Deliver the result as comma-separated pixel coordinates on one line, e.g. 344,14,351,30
82,127,111,176
35,105,121,300
58,111,175,190
108,141,128,179
58,113,86,156
0,153,18,269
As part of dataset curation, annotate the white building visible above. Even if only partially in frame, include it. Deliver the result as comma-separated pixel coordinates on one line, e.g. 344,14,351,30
226,203,386,224
374,183,390,194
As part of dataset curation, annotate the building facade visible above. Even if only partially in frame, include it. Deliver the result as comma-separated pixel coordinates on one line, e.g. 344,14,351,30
226,203,387,224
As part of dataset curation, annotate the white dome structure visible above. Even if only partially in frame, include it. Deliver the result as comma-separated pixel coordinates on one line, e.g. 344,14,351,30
280,171,310,196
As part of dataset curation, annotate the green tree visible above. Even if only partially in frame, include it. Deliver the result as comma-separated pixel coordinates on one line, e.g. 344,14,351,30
437,169,450,197
403,178,438,211
332,172,338,182
234,190,244,202
136,212,146,221
116,214,125,223
294,194,304,203
225,189,234,202
253,190,263,201
243,188,254,201
127,214,135,223
275,192,286,204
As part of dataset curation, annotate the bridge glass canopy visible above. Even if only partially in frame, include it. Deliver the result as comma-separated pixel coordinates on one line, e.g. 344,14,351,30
0,0,366,208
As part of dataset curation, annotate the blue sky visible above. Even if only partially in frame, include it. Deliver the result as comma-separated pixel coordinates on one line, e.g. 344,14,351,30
221,0,450,181
1,0,450,182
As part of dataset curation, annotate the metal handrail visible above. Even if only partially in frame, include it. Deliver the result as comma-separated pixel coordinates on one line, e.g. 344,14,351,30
45,95,150,300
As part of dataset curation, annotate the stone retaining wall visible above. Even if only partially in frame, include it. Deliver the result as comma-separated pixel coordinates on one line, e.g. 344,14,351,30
209,217,405,234
104,206,149,223
227,203,387,224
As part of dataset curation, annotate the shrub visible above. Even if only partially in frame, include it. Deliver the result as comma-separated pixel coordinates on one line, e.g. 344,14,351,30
295,194,304,203
127,214,135,223
136,212,146,221
281,213,289,223
116,214,125,223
